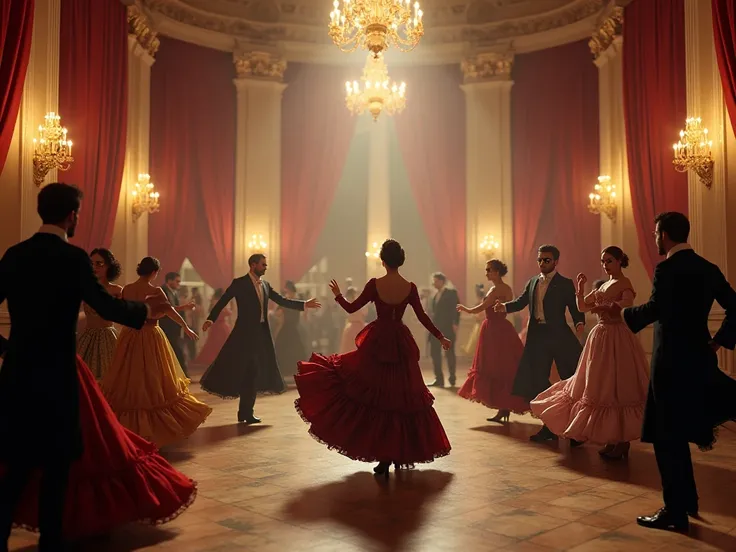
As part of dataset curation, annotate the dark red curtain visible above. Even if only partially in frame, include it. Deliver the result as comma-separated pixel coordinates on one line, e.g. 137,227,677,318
149,37,235,288
713,0,736,135
511,41,600,292
59,0,128,252
0,0,34,174
623,0,687,278
281,64,358,283
392,65,466,298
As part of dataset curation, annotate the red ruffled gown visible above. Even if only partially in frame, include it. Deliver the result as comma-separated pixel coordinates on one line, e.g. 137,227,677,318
458,306,530,413
4,355,197,538
294,279,451,465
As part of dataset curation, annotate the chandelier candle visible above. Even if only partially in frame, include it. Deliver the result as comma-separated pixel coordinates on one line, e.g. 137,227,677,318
345,53,407,120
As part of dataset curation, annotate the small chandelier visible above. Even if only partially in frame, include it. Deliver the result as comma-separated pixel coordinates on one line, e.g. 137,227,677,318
346,54,406,121
32,112,74,187
588,175,617,221
248,233,268,250
131,174,160,222
479,235,500,258
673,117,714,188
329,0,424,56
365,241,380,259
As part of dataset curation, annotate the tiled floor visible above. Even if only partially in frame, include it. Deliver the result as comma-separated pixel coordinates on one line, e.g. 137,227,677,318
9,361,736,551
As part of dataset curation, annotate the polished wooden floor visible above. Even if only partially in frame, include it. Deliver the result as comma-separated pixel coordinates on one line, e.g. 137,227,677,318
9,360,736,551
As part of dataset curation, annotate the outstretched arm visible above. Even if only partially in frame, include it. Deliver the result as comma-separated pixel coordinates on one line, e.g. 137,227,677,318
460,288,500,315
503,282,530,314
335,281,373,314
268,286,305,311
207,282,235,322
409,286,444,341
623,265,668,333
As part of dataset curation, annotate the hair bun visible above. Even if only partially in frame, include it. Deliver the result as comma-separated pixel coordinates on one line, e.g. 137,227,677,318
620,253,630,268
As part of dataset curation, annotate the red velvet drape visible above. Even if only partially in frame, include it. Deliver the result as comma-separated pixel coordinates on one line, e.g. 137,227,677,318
59,0,128,252
281,64,358,283
0,0,34,174
623,0,688,278
149,38,235,288
713,0,736,135
511,41,600,292
392,65,466,298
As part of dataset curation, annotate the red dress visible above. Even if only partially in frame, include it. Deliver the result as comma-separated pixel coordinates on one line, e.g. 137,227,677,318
458,307,530,413
5,356,197,538
294,279,451,465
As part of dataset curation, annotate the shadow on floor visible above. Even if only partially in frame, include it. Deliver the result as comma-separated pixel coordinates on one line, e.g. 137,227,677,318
283,469,454,551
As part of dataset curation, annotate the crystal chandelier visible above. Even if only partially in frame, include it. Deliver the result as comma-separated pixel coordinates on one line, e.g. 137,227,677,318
479,235,500,258
32,112,74,186
329,0,424,56
365,241,381,258
673,117,714,188
248,233,268,250
131,174,160,222
346,54,406,121
588,175,617,221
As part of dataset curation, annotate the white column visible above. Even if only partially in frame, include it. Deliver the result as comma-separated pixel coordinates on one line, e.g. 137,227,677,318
365,116,390,279
684,0,736,375
111,6,157,283
0,0,60,334
232,51,286,286
461,53,514,298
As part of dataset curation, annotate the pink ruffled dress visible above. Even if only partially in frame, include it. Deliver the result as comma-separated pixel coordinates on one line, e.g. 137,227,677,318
530,284,649,445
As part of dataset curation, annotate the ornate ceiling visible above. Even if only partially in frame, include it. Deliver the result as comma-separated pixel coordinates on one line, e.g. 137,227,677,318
139,0,616,64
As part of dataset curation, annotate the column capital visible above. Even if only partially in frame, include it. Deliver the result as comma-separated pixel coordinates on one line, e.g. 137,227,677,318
233,49,286,82
461,52,514,85
127,2,159,60
589,5,623,63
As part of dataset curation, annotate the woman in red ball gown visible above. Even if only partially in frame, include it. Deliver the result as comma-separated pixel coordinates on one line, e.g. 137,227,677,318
457,259,530,422
0,341,197,539
294,239,452,477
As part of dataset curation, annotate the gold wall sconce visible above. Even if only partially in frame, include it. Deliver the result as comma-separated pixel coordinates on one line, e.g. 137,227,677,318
131,174,160,222
588,175,617,221
673,117,714,188
32,112,73,186
248,233,268,251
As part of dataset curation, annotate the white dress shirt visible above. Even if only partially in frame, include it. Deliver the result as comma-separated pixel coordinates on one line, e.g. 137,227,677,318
534,270,556,323
249,272,265,322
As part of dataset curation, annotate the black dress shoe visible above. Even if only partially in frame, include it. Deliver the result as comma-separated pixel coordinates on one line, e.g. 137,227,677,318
427,380,444,387
636,508,689,531
448,377,456,387
530,426,558,443
238,415,262,424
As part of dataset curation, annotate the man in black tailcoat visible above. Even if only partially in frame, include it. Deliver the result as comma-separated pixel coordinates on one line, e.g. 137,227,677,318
495,244,585,442
620,212,736,532
428,272,459,387
0,183,164,552
199,254,321,424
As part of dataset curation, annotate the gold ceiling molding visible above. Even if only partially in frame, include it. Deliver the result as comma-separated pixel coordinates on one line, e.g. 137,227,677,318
128,1,161,56
589,5,622,59
461,52,514,83
143,0,605,49
233,50,287,80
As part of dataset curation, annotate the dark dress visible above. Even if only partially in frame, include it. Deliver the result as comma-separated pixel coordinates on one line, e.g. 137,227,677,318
504,273,585,400
624,248,736,514
275,308,306,377
0,232,148,544
294,279,451,465
200,275,304,415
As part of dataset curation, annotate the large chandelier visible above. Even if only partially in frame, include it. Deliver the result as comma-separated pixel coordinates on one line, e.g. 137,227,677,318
329,0,424,56
32,112,74,186
346,54,406,121
131,173,160,222
588,175,617,221
673,117,714,188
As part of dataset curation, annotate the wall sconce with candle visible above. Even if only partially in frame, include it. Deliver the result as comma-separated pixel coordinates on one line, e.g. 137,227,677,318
479,235,500,259
365,241,381,260
248,233,268,251
32,112,74,186
131,174,160,222
673,117,714,188
588,175,617,221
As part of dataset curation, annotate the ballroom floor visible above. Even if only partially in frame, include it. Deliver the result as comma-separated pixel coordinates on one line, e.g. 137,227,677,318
9,360,736,552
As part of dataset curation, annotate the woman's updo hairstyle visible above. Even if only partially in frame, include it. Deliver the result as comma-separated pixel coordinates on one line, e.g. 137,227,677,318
136,256,161,277
90,248,122,282
487,258,509,277
602,246,629,269
380,239,406,269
